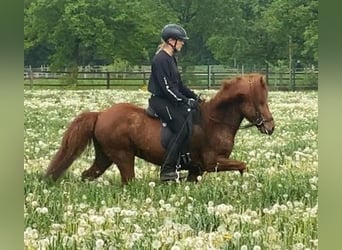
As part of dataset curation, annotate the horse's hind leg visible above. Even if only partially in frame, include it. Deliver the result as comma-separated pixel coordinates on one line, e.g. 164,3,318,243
113,151,135,185
81,139,113,181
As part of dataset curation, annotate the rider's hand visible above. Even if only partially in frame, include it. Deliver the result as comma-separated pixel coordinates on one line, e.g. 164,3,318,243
186,98,199,109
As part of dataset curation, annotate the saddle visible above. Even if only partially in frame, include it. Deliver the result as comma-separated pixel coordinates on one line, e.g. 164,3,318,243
146,105,193,167
146,105,173,149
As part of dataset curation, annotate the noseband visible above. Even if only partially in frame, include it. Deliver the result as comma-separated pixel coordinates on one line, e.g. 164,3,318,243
240,78,273,130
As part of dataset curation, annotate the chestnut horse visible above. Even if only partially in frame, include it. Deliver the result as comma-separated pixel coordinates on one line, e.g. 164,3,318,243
45,73,275,184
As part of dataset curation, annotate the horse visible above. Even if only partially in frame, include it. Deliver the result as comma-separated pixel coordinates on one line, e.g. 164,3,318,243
44,73,275,184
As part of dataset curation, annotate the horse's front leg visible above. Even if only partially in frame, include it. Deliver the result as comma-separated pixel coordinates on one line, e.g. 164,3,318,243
207,157,248,176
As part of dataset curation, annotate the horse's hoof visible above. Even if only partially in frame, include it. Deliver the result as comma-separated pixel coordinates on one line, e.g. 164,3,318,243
239,167,248,176
81,171,94,181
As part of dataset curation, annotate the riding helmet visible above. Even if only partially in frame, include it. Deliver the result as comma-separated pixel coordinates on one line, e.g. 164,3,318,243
161,24,189,42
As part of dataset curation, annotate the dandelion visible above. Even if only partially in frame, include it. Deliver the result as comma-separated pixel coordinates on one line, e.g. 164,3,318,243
223,233,233,240
36,207,48,214
252,230,260,239
149,181,156,188
42,189,50,194
79,203,87,209
77,226,87,236
253,246,261,250
95,239,105,249
31,201,39,207
233,232,241,240
310,239,318,247
253,219,260,225
151,239,162,249
94,215,106,225
241,245,248,250
104,208,114,217
267,226,276,234
131,232,143,242
292,243,304,250
171,245,181,250
309,176,318,184
38,238,50,248
143,211,150,217
207,206,215,214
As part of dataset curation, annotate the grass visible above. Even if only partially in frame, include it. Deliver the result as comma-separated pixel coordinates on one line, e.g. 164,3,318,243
24,89,318,250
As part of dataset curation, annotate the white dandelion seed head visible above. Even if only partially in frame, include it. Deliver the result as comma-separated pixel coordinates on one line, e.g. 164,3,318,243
95,239,105,249
151,239,162,249
171,245,181,250
233,231,241,240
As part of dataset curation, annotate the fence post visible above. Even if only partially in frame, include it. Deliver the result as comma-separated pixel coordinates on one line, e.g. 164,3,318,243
106,72,110,89
265,62,269,85
207,64,210,89
211,71,215,87
29,66,33,89
142,71,146,86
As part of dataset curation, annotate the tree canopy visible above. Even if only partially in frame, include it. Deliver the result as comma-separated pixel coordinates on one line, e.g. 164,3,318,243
24,0,318,70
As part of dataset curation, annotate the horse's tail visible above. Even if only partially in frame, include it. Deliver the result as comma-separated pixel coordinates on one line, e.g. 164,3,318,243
44,111,99,181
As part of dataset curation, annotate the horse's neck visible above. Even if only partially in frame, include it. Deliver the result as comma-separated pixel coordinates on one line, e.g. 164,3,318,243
203,100,244,131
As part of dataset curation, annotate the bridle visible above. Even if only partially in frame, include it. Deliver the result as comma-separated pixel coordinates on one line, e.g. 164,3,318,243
209,77,273,130
241,78,273,130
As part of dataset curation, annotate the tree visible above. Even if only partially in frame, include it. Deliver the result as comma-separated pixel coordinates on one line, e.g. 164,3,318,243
256,0,318,66
24,0,165,69
24,0,318,70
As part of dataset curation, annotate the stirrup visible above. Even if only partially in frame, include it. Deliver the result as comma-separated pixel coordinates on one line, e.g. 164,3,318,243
160,171,178,181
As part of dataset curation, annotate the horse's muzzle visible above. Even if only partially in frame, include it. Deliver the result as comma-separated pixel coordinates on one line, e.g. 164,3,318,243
258,119,275,135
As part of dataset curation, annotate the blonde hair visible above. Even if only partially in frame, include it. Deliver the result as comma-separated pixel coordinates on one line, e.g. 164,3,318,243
156,41,168,54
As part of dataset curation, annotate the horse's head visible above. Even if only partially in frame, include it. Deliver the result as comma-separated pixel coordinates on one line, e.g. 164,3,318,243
239,74,275,135
209,74,275,135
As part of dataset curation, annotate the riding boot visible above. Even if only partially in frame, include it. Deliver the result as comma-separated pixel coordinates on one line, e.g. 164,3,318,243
160,140,182,181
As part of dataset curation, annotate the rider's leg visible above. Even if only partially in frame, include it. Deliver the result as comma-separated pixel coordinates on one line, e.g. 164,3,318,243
160,111,190,181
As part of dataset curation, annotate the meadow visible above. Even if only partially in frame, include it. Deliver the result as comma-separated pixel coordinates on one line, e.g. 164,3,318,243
24,88,318,250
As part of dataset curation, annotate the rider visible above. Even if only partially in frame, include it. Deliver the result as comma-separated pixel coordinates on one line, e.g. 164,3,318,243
148,23,201,181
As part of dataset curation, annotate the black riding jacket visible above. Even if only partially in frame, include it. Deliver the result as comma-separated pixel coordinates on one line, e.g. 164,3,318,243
148,50,197,104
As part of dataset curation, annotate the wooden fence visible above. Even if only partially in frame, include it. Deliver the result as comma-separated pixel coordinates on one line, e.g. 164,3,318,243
24,69,318,91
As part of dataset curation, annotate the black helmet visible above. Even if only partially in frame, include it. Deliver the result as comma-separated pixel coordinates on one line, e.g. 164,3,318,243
161,24,189,42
